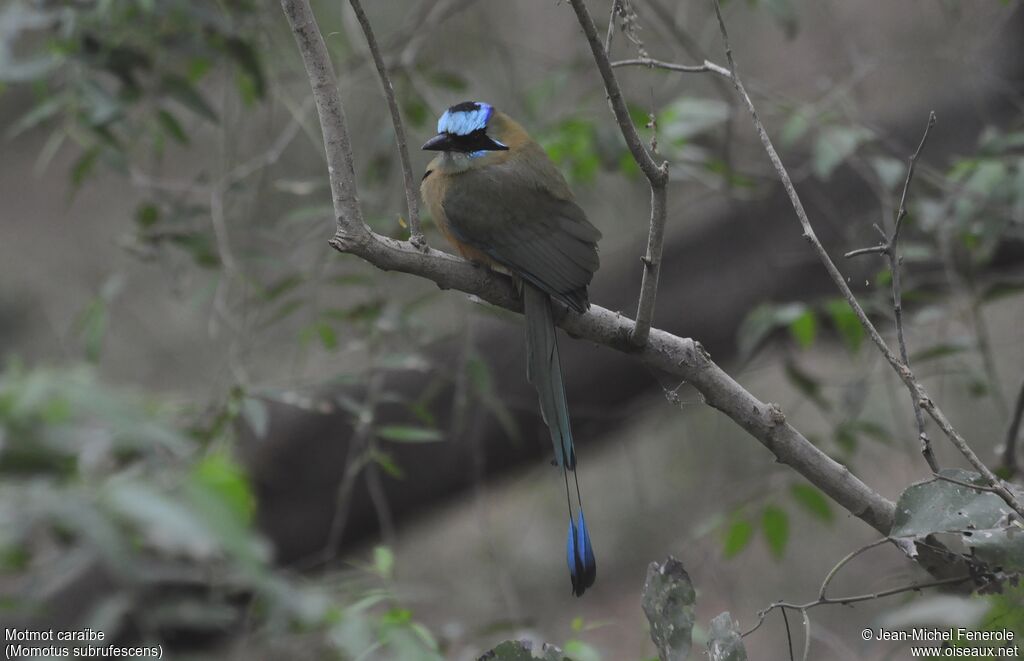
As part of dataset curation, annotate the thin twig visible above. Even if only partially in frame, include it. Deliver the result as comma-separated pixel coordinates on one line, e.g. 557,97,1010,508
816,537,890,601
320,368,387,564
604,0,618,54
348,0,425,249
847,113,939,471
780,608,795,661
741,574,973,638
567,0,669,348
568,0,663,179
611,56,717,74
930,472,1003,494
707,0,1024,518
1002,379,1024,478
800,609,811,661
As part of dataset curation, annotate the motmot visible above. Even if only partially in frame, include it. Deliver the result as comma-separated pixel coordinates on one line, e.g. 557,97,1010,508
421,101,600,597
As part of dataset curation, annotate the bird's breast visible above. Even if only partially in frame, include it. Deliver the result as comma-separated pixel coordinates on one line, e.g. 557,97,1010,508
421,168,497,266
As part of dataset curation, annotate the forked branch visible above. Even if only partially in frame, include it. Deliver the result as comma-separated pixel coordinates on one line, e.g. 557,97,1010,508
567,0,669,348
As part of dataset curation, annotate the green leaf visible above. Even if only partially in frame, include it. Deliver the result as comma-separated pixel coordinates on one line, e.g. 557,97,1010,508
135,203,160,227
261,274,305,301
376,425,443,443
870,156,907,190
76,299,108,363
190,453,255,525
788,309,817,348
707,611,748,661
372,545,394,579
780,109,810,148
723,517,754,557
169,232,220,268
892,469,1024,572
156,109,189,144
541,118,600,183
71,146,101,189
6,93,67,139
910,338,973,363
241,397,269,438
784,360,830,411
981,279,1024,303
562,640,600,661
761,505,789,559
761,0,799,38
224,37,266,101
160,74,218,123
425,70,467,91
315,322,338,351
790,484,833,523
370,449,405,479
659,98,730,142
813,126,873,179
737,302,808,362
261,298,304,328
824,298,864,353
641,557,696,661
892,469,1017,537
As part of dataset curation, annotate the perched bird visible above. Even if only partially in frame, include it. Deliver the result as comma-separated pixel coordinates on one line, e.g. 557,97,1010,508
421,101,601,596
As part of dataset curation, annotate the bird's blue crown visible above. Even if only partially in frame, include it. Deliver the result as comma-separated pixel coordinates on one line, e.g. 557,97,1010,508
437,101,494,136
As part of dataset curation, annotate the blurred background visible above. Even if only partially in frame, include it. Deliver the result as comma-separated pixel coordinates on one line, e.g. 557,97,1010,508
1,0,1023,659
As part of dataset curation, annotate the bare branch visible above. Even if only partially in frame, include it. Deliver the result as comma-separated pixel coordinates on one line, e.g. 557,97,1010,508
348,0,425,249
611,56,718,75
887,113,939,471
742,574,973,638
930,472,1002,494
816,537,890,601
847,113,939,471
891,113,935,246
281,0,368,238
706,0,1024,518
604,0,618,54
327,224,897,536
567,0,669,348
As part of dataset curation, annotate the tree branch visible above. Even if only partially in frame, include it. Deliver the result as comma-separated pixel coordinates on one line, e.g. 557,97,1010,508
706,0,1024,518
347,0,424,249
845,112,939,472
567,0,669,348
336,231,898,534
741,574,973,639
611,56,718,75
281,0,367,237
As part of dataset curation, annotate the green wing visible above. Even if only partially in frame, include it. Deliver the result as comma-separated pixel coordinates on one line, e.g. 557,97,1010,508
441,157,601,312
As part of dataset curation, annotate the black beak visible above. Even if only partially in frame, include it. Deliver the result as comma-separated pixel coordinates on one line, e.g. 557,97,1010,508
421,132,509,152
422,134,453,151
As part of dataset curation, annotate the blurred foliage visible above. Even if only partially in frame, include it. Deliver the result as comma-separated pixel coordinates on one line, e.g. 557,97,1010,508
1,0,267,189
0,361,441,659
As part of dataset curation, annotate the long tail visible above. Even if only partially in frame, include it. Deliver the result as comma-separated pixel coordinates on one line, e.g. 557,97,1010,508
523,284,596,597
